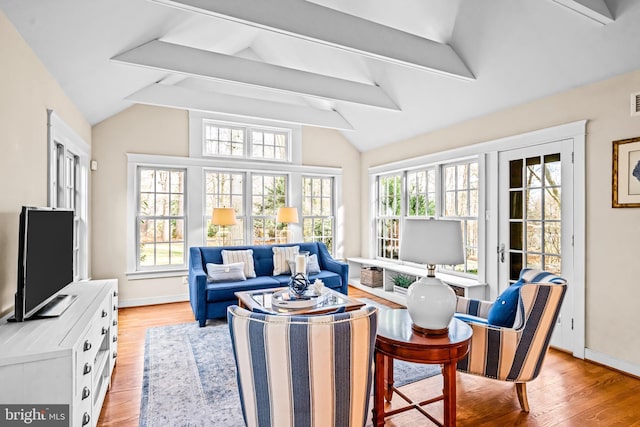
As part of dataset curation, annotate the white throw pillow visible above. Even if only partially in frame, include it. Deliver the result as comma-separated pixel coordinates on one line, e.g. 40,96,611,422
206,262,246,282
221,249,257,278
272,246,299,275
307,254,321,275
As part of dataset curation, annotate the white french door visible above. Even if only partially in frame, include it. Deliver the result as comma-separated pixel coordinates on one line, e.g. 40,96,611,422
498,139,575,353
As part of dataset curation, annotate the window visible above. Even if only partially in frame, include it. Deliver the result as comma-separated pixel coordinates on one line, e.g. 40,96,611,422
251,174,287,245
302,176,334,253
205,171,244,246
48,110,90,282
373,160,479,276
203,123,245,157
442,161,479,274
137,167,186,269
251,129,289,161
376,174,402,260
202,119,291,162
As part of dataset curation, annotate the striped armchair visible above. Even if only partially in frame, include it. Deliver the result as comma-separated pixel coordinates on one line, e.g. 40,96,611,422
227,305,378,427
455,268,567,412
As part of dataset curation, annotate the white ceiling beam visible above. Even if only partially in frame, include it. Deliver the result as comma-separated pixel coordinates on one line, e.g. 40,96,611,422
553,0,614,24
126,83,353,130
148,0,474,80
112,40,399,110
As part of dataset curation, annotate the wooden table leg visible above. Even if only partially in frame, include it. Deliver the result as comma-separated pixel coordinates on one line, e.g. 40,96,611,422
385,355,394,402
373,349,386,427
442,361,457,427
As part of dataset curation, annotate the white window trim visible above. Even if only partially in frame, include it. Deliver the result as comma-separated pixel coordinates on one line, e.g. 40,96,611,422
47,110,90,281
126,153,341,278
189,111,303,165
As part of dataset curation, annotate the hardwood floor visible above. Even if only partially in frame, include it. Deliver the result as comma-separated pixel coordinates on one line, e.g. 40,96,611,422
98,287,640,426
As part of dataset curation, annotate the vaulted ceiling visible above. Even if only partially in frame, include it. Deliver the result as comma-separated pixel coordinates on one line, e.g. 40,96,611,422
2,0,640,151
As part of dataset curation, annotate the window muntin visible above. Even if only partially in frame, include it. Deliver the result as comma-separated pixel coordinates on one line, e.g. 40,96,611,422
205,171,245,246
203,123,245,157
376,174,402,260
137,167,186,269
55,144,81,280
302,176,334,253
251,174,287,245
442,161,479,274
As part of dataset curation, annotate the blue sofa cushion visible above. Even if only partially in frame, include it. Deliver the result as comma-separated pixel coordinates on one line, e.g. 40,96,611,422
487,279,525,327
307,270,343,290
206,276,281,302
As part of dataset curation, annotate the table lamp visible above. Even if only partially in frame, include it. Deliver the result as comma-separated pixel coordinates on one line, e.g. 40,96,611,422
276,207,299,243
399,218,464,335
212,207,237,246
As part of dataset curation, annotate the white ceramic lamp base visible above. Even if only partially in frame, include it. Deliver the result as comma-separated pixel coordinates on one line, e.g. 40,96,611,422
406,275,457,335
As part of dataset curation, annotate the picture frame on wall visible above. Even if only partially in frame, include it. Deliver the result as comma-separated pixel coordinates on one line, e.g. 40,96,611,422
612,136,640,208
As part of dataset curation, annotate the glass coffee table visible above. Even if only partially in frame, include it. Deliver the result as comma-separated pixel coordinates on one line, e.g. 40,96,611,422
235,287,365,315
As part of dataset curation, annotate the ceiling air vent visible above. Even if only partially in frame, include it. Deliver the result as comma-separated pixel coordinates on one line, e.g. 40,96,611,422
632,92,640,117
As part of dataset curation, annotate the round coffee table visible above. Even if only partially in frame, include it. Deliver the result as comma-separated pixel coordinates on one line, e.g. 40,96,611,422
372,309,472,427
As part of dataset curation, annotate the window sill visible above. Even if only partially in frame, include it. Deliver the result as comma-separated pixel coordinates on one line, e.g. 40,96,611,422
126,268,188,280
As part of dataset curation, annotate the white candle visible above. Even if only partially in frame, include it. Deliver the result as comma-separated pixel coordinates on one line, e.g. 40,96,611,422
295,254,306,275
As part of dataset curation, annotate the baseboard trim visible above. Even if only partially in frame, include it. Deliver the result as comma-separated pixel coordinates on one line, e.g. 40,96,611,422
118,294,189,308
585,348,640,378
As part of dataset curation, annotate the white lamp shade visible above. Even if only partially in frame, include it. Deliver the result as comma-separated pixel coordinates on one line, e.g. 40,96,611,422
276,207,299,224
211,208,237,226
399,218,464,266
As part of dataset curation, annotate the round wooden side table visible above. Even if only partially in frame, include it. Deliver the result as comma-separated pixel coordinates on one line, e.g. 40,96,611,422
372,309,472,427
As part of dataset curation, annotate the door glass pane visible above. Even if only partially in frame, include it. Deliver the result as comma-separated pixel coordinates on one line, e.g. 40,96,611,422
526,221,542,252
509,252,522,281
526,157,542,187
509,159,523,188
510,191,523,219
545,256,561,274
526,253,542,270
526,189,542,219
544,221,561,255
544,153,561,186
545,188,561,220
510,222,523,250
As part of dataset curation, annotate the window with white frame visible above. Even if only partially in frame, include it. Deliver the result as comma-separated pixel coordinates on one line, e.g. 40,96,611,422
374,160,479,276
203,119,291,162
48,111,90,282
204,171,245,246
302,176,334,253
441,161,479,274
137,167,186,269
251,174,287,245
376,174,402,260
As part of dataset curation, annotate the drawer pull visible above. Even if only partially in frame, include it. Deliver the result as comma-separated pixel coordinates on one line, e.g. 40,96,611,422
82,413,90,426
113,350,118,359
113,320,118,326
113,290,118,297
102,327,108,335
83,363,92,375
101,310,108,318
113,335,118,343
83,340,92,352
113,305,118,311
82,386,90,400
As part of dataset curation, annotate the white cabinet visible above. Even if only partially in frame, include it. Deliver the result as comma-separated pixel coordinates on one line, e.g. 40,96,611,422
0,279,118,427
347,257,486,304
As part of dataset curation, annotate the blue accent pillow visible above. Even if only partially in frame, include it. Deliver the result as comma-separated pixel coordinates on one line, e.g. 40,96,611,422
487,279,525,327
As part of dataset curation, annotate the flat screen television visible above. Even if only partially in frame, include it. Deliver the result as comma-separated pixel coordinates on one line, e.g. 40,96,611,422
12,206,75,322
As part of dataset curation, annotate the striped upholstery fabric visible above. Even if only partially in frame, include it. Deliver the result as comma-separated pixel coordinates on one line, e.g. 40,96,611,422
227,305,378,427
222,249,257,278
456,269,567,383
272,245,300,275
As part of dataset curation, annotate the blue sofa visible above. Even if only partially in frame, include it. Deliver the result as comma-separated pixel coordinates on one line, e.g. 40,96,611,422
188,242,349,326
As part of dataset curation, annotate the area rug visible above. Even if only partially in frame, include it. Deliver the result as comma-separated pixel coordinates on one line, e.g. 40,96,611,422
139,303,440,427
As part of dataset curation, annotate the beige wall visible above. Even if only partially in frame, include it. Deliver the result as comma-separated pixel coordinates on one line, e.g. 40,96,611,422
361,69,640,366
91,106,361,304
0,12,91,316
301,127,361,258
